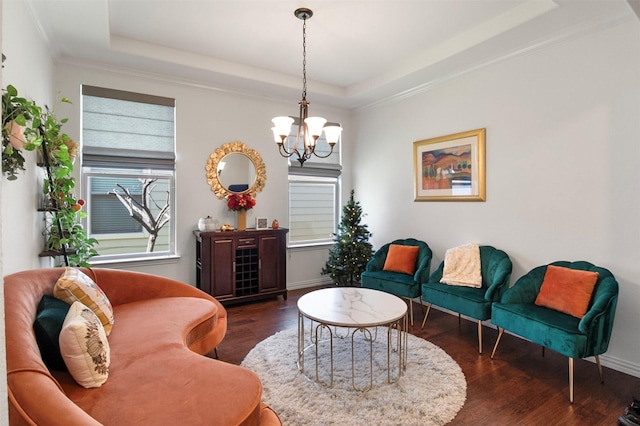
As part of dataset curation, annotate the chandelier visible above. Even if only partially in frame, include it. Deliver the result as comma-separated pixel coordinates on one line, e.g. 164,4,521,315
271,8,342,166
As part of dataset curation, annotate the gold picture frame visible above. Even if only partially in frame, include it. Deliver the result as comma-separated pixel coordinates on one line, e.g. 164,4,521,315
414,128,486,201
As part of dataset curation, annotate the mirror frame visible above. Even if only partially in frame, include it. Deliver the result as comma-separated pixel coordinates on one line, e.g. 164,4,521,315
205,141,266,199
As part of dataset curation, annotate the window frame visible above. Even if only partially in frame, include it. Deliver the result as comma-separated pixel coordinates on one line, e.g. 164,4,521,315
288,175,340,248
80,86,177,264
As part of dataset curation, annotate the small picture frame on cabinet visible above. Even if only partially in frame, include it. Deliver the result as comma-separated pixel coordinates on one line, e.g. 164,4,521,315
256,217,268,230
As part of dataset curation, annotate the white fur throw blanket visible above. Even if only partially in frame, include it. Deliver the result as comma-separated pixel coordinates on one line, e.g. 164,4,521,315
440,243,482,288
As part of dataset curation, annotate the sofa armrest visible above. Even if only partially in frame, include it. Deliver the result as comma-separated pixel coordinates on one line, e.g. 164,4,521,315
365,245,389,272
484,257,512,302
414,254,432,284
427,261,445,284
9,370,101,426
578,276,618,334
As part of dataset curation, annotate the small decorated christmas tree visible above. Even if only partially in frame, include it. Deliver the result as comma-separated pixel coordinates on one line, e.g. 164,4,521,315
322,190,373,286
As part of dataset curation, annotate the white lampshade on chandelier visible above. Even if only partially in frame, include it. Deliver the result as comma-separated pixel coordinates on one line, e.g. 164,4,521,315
272,8,342,166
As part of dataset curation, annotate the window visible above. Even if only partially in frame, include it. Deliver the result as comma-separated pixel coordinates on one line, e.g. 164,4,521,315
88,176,143,234
80,85,176,261
287,120,341,247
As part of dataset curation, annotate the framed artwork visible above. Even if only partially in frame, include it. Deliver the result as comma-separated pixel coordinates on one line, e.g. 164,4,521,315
256,217,268,230
413,128,486,202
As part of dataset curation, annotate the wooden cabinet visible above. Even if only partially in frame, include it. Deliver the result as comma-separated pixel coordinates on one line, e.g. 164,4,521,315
194,228,288,304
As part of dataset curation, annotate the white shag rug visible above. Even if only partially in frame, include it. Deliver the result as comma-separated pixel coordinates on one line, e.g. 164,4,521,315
241,327,466,426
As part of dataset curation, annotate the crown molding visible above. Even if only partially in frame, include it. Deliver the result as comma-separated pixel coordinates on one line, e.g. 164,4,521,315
356,10,635,111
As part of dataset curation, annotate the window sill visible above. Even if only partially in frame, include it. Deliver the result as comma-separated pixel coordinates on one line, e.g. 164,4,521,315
90,254,180,268
288,242,334,251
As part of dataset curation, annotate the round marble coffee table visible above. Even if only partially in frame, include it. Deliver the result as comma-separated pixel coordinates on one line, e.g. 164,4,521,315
297,287,408,391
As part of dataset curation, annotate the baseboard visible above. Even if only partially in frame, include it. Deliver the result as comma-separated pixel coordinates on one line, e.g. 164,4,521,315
599,353,640,378
287,277,333,291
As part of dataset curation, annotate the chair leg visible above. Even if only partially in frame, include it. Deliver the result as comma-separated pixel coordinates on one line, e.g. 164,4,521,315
491,327,504,359
405,298,414,327
421,304,432,329
213,347,219,359
595,355,604,383
458,313,461,325
569,357,574,403
542,346,545,357
477,320,483,354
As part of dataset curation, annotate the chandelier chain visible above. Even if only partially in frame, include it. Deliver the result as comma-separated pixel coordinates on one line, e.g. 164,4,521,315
302,17,307,99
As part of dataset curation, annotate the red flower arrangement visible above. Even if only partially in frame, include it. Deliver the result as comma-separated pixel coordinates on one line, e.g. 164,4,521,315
226,193,256,211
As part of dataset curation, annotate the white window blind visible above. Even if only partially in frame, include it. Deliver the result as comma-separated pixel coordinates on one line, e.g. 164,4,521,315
289,179,337,245
82,85,175,169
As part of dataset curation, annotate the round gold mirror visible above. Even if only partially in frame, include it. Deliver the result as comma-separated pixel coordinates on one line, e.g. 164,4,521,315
205,141,266,199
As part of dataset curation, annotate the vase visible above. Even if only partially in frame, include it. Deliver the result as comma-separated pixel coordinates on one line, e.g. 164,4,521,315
198,216,219,232
237,210,247,231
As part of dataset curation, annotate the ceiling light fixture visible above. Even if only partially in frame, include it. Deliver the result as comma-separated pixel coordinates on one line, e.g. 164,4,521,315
271,8,342,166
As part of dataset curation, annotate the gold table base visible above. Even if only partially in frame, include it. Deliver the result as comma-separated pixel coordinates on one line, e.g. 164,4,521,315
297,313,408,392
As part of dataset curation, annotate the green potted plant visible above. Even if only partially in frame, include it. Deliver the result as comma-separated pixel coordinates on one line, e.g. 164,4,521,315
2,82,98,266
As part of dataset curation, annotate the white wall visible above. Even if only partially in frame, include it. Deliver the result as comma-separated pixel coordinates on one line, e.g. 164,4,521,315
353,17,640,376
53,63,352,286
0,1,6,422
1,0,55,275
1,0,57,421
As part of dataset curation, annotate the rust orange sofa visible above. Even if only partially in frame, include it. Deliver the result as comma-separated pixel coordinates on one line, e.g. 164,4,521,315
5,268,281,425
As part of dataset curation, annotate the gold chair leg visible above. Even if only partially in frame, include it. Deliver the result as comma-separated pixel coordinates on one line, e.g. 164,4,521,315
477,320,483,354
595,355,604,383
491,327,504,359
569,357,574,403
421,304,432,329
407,298,414,327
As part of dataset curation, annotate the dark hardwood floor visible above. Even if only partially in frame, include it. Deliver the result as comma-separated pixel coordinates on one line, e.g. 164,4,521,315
211,287,640,425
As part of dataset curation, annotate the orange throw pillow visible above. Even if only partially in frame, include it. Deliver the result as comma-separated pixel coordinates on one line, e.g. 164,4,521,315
534,265,599,318
383,244,420,275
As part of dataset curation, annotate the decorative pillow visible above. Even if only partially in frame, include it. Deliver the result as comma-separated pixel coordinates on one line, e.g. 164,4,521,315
54,267,114,335
59,301,110,388
534,265,599,318
33,295,71,371
383,244,420,275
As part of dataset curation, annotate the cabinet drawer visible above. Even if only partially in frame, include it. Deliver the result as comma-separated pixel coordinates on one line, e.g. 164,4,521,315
236,237,257,248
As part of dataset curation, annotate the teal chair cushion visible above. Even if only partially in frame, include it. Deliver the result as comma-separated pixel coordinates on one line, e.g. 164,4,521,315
421,246,512,321
361,238,432,299
491,260,619,359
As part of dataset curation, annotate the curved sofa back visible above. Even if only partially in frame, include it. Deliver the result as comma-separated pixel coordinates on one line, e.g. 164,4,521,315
5,267,230,426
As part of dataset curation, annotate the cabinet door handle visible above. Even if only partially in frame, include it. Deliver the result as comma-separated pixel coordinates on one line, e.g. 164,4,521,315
233,261,236,272
259,259,262,269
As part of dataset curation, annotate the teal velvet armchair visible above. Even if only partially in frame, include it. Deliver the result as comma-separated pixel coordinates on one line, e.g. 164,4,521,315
421,245,512,353
490,261,619,403
361,238,432,325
